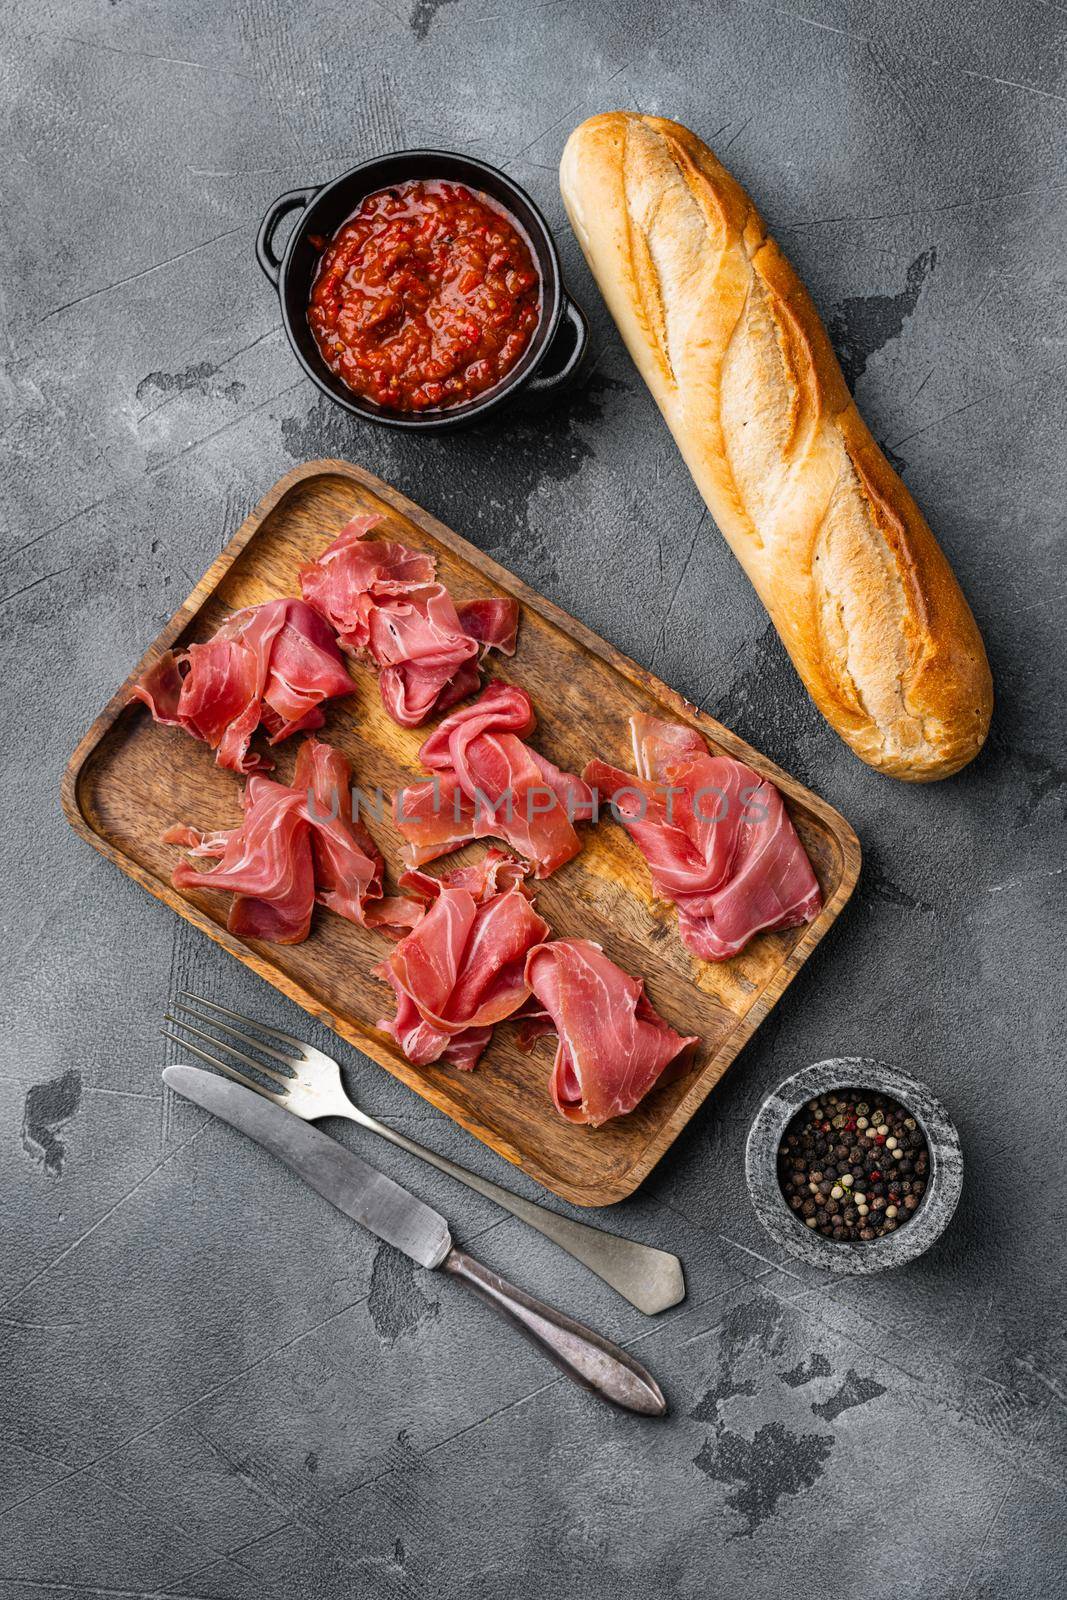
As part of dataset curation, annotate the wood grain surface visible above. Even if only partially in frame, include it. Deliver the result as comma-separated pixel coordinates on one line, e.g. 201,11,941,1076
62,459,861,1205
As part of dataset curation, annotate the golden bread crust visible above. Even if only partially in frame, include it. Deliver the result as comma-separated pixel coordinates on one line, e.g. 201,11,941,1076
560,112,993,780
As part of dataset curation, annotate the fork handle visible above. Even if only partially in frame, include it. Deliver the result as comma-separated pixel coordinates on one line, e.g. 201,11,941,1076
342,1106,684,1316
442,1247,666,1415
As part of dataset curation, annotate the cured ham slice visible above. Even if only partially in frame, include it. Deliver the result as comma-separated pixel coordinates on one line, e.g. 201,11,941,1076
394,682,594,878
292,737,417,933
398,846,533,906
375,853,548,1069
453,599,519,655
300,514,519,726
164,737,419,942
293,735,380,919
520,939,698,1126
584,715,822,961
131,599,354,774
168,776,315,944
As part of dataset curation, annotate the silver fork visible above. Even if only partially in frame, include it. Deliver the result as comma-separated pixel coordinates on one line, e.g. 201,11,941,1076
161,991,685,1315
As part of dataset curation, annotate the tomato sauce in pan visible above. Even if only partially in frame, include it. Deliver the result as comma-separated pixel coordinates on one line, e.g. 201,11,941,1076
307,179,542,413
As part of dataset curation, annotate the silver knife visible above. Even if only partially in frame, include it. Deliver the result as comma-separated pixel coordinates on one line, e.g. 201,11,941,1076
163,1065,667,1416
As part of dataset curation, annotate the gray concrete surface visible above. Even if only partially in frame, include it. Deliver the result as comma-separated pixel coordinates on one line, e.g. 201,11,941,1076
2,2,1065,1596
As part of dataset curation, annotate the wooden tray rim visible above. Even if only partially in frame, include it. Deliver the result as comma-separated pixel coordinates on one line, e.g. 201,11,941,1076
61,458,861,1205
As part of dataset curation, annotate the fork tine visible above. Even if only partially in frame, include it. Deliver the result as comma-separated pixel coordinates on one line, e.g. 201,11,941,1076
177,990,311,1054
160,1029,286,1103
162,1014,292,1088
169,999,298,1068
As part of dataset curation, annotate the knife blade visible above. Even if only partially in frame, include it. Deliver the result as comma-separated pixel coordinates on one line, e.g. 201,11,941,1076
163,1062,667,1416
164,1063,452,1269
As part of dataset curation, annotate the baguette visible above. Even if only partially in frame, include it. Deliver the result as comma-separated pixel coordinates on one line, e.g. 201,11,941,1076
560,113,993,781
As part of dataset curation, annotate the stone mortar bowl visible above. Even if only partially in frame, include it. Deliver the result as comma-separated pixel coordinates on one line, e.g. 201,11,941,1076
745,1058,963,1275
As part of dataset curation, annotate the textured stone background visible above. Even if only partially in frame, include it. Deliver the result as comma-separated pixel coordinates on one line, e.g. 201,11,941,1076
2,1,1065,1596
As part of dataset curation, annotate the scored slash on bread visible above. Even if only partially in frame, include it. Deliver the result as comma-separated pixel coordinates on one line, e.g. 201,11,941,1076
560,112,993,781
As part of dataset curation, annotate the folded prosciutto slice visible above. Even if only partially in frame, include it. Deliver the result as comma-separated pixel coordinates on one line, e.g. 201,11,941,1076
394,682,594,878
520,939,698,1126
166,775,315,944
397,846,533,907
584,714,822,961
164,736,419,942
132,599,354,774
375,852,549,1070
293,736,417,933
300,515,519,726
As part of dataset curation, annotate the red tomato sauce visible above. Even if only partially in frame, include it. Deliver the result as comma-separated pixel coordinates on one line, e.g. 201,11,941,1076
307,179,542,413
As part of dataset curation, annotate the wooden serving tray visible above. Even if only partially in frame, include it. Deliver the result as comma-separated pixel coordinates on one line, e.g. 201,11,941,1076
63,460,860,1206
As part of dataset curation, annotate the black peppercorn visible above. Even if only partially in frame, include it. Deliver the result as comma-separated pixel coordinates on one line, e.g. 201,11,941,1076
776,1087,930,1244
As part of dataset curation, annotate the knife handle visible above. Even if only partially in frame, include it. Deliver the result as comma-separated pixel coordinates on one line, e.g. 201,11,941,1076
442,1248,667,1416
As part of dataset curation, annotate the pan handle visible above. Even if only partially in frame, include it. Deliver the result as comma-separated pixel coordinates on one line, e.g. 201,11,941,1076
256,187,319,287
524,295,589,397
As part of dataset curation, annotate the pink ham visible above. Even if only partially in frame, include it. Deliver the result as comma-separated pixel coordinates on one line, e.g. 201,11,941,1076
169,776,315,944
300,515,519,726
292,737,418,934
398,846,533,905
300,518,436,633
164,737,420,943
520,939,698,1126
131,599,354,774
584,715,822,961
454,599,519,655
375,853,548,1069
294,735,382,915
394,682,594,878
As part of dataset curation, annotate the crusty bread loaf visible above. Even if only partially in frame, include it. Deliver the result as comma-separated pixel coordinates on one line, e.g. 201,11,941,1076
560,113,993,781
